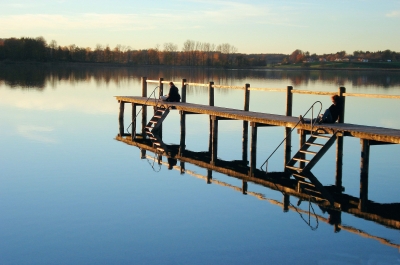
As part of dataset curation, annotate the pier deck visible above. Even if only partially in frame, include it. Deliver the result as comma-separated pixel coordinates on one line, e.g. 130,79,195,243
116,96,400,144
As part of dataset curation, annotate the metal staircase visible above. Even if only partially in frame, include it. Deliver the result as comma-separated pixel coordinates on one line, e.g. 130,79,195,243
145,107,170,154
285,132,338,205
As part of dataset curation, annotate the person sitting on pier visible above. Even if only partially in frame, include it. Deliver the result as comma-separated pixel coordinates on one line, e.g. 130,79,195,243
300,95,341,124
161,82,181,102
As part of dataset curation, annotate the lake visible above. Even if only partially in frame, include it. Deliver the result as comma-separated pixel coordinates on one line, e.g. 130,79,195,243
0,64,399,264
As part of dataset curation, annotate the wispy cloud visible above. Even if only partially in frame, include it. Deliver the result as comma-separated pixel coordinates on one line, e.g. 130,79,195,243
0,1,301,33
17,125,57,143
386,10,400,17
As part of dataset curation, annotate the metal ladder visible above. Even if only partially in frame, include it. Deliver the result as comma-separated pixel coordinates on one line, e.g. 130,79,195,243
286,132,338,205
144,107,170,154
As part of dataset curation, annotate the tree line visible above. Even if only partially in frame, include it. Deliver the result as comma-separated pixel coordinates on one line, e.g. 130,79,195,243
0,37,398,67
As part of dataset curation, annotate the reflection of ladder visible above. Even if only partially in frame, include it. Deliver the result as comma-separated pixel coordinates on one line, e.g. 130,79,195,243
285,132,338,205
145,107,170,154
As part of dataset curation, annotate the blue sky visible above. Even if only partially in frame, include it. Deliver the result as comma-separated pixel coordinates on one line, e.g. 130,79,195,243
0,0,399,54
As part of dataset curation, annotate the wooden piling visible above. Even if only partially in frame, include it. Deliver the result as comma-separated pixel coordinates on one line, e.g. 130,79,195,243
181,79,187,103
249,122,258,177
119,101,125,136
159,78,164,98
179,111,186,156
131,103,136,140
141,77,147,136
209,81,215,156
299,130,306,169
209,81,214,106
284,86,293,171
242,84,250,163
336,87,346,190
359,139,370,211
211,116,218,165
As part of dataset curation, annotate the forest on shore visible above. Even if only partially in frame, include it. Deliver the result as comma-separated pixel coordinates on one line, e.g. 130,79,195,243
1,37,399,69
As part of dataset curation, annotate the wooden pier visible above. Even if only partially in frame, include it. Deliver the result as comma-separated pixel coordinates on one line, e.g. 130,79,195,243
115,77,400,211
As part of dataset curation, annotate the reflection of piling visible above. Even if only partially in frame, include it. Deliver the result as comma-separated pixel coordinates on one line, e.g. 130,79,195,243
242,84,250,163
283,194,290,212
242,180,248,195
207,170,212,184
359,139,370,211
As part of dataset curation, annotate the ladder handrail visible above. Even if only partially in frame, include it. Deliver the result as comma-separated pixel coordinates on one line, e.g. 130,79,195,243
260,101,323,173
127,86,166,134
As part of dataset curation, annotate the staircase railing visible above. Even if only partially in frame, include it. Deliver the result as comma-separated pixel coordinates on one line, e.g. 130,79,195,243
126,86,166,134
260,101,323,173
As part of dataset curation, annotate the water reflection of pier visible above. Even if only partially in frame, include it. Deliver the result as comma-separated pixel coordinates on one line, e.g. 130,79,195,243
116,135,400,249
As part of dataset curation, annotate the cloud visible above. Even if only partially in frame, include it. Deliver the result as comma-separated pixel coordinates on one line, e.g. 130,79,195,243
386,10,400,17
17,125,57,143
0,2,300,33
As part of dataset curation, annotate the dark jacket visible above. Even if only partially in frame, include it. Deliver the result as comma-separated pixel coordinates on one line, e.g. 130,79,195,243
167,85,181,102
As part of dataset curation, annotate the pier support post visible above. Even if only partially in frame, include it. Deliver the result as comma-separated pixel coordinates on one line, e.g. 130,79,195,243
159,78,164,98
179,111,186,156
118,101,125,136
181,79,187,103
210,116,218,165
299,130,306,169
242,84,250,163
284,86,293,171
249,122,258,177
209,81,214,106
141,77,147,136
336,87,346,190
359,139,370,211
208,81,215,156
131,103,136,140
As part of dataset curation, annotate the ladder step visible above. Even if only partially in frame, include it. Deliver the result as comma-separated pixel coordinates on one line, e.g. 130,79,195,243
293,158,310,163
149,120,158,124
306,142,324,147
300,150,317,155
311,134,330,139
156,148,165,152
286,166,302,172
154,115,162,119
145,130,153,135
303,188,322,195
298,180,315,187
153,142,161,146
293,173,307,179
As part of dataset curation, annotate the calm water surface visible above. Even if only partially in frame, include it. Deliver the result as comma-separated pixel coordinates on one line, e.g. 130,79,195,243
0,65,399,264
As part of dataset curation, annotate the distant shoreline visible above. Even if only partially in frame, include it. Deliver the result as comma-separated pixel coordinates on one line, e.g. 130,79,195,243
1,61,400,72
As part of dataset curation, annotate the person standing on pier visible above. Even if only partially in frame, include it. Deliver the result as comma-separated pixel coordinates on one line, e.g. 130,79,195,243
161,82,181,102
